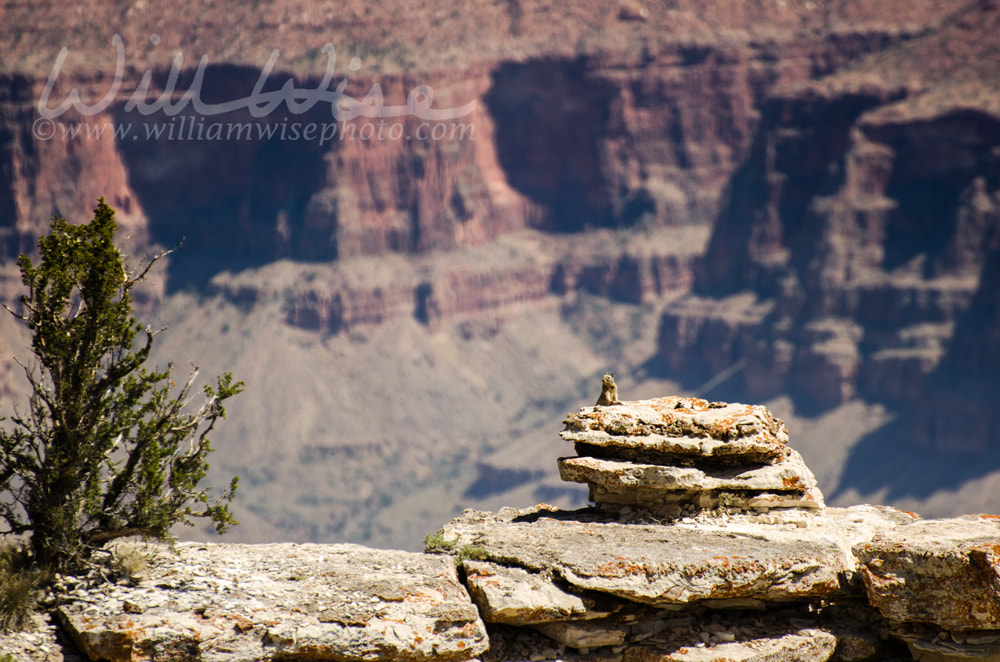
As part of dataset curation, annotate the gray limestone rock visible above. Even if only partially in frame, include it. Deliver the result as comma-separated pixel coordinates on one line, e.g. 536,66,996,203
558,448,822,507
464,560,615,625
855,514,1000,631
892,626,1000,662
437,505,914,609
533,618,627,649
56,542,487,662
0,612,64,662
561,396,790,465
558,397,824,513
484,600,891,660
623,628,837,661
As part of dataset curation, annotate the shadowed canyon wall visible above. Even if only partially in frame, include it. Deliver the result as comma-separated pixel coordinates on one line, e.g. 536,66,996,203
2,0,998,547
658,0,1000,460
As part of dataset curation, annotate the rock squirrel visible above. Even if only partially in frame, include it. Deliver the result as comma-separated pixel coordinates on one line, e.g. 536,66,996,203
595,373,623,406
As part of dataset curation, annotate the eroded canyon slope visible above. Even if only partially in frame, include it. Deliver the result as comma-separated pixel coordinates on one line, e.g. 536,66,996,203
659,0,1000,507
1,0,996,549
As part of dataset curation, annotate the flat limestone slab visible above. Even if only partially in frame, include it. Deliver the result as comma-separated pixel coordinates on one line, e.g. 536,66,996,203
625,628,837,662
586,484,825,510
855,515,1000,631
533,619,627,649
561,397,789,464
463,560,612,625
436,505,914,608
893,627,1000,662
558,448,819,495
57,542,487,662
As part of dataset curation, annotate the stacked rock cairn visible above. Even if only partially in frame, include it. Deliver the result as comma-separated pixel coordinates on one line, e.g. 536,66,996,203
430,383,1000,661
558,392,825,516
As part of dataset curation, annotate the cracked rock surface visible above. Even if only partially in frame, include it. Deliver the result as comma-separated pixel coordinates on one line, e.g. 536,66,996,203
55,542,487,662
559,397,823,511
856,514,1000,630
561,397,790,464
435,505,914,611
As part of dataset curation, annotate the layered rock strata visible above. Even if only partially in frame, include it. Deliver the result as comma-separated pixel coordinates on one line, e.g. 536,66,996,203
426,397,1000,660
432,504,913,660
442,504,911,611
421,398,911,660
1,0,951,275
655,0,1000,438
856,515,1000,661
559,396,825,512
55,542,488,662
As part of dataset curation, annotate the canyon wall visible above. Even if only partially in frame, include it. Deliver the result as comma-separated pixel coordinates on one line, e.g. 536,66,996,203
658,0,1000,451
2,0,998,548
1,0,955,296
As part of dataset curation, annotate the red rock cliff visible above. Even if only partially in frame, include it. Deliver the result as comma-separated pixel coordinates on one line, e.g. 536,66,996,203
3,0,994,547
1,0,953,297
658,0,1000,449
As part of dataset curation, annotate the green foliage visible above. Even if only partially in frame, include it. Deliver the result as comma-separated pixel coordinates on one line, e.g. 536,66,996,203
423,530,458,553
424,532,488,567
456,544,489,564
717,491,737,509
0,199,243,574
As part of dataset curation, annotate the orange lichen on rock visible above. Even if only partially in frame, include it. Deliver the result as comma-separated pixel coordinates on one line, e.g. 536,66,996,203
559,395,822,512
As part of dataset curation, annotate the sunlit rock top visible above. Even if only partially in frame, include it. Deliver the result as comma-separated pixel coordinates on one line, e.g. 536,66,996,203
559,396,824,512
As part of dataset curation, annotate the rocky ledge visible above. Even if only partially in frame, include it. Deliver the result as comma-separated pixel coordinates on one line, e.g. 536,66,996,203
53,543,487,662
9,396,1000,662
429,505,1000,662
